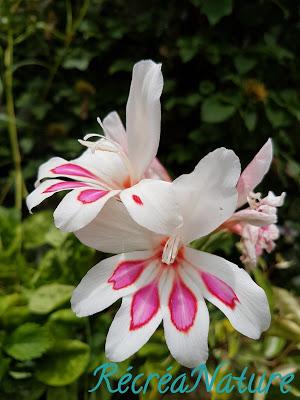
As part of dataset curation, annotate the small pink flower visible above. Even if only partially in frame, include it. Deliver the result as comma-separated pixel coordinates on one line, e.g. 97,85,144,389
223,139,285,267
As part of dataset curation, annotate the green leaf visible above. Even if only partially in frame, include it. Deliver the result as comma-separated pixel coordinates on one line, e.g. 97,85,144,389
1,305,30,327
265,104,289,128
3,323,52,361
273,287,300,324
264,336,286,359
240,109,257,131
201,95,236,123
269,318,300,341
22,211,53,249
36,340,90,386
234,55,257,74
0,293,24,317
48,308,84,325
46,387,74,400
108,59,132,74
200,0,233,25
29,284,74,315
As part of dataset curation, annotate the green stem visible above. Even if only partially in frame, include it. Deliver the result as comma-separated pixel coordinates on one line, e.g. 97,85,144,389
4,30,23,210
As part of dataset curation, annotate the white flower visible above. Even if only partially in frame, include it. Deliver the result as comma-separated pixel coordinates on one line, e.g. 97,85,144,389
72,148,270,368
26,60,170,232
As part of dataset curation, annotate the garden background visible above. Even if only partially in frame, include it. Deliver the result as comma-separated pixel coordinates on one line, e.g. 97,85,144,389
1,0,300,399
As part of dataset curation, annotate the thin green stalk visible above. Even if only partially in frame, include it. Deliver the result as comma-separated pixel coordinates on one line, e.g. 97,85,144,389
4,29,23,210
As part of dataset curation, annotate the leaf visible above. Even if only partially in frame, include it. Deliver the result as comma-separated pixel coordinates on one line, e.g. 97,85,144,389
35,340,90,386
108,59,132,74
273,287,300,324
22,211,53,249
3,323,52,361
29,284,74,315
1,305,30,327
234,55,257,74
265,104,289,128
201,95,236,123
0,293,24,317
240,109,257,131
269,318,300,341
200,0,233,25
46,387,72,400
48,309,84,325
264,336,286,359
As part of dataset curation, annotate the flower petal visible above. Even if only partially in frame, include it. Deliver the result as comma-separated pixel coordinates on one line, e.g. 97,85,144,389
71,250,157,317
173,148,241,243
53,188,119,232
144,157,172,182
161,268,209,368
183,248,271,339
105,286,162,362
35,157,99,186
237,139,273,208
229,209,277,226
102,111,127,150
36,150,128,190
261,191,286,207
75,199,162,253
126,60,163,182
120,179,183,236
26,179,88,213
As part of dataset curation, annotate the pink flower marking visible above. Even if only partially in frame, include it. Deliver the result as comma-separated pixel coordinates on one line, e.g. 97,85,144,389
108,259,148,290
130,282,160,330
169,278,197,332
43,181,88,193
77,189,109,204
51,163,97,180
201,271,239,309
132,194,143,205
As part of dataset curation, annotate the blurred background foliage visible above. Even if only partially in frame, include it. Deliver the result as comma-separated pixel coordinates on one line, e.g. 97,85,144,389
0,0,300,399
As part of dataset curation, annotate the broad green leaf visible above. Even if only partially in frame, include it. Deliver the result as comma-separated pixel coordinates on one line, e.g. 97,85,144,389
265,104,289,128
201,95,236,123
0,293,25,317
48,308,84,325
29,284,74,315
200,0,233,25
22,211,53,249
1,305,30,327
36,340,90,386
3,323,52,361
234,55,257,74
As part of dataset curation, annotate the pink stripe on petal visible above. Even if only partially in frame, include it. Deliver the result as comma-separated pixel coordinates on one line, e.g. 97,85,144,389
43,181,88,193
77,189,109,204
130,282,160,330
51,163,97,179
169,278,197,333
201,271,239,309
108,259,148,290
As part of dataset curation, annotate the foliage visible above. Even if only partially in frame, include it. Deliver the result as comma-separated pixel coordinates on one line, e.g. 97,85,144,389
0,0,300,399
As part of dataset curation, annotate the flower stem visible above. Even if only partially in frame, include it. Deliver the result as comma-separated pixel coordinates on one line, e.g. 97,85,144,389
4,29,23,210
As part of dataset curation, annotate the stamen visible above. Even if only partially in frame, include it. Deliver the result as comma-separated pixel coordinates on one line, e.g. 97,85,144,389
162,232,181,265
247,191,262,210
79,119,135,184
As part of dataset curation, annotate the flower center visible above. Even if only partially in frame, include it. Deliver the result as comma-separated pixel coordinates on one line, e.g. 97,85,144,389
162,232,181,265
